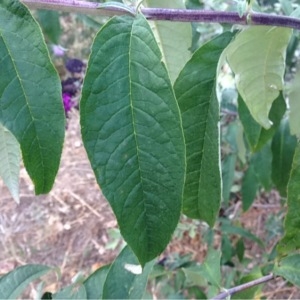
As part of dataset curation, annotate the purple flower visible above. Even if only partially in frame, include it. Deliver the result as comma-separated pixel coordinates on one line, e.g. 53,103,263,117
52,45,67,57
62,93,72,113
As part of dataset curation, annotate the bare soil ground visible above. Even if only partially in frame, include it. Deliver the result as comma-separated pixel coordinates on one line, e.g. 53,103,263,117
0,111,299,299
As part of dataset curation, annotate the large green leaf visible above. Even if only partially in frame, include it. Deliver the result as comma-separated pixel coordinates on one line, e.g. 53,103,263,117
0,0,65,194
0,264,51,299
83,265,110,299
80,15,185,265
144,0,192,83
271,119,297,197
238,93,286,152
274,254,300,287
174,32,235,224
277,142,300,256
103,246,154,299
227,26,291,129
0,123,21,202
288,66,300,137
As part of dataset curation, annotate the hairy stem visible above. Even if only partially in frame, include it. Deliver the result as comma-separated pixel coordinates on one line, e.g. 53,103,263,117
212,273,275,300
21,0,300,30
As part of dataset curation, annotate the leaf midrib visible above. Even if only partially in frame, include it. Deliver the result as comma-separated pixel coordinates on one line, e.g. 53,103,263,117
128,19,150,254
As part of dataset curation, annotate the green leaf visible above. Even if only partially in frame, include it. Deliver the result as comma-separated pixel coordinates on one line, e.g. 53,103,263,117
241,163,259,211
271,119,297,197
174,32,235,225
222,154,237,204
0,264,51,299
198,248,221,288
238,92,286,152
83,265,110,299
144,0,192,83
53,284,87,299
274,254,300,287
277,142,300,256
288,66,300,137
221,219,264,247
103,246,154,299
0,0,65,194
80,15,185,265
226,26,291,129
37,10,61,44
251,142,272,191
0,123,21,202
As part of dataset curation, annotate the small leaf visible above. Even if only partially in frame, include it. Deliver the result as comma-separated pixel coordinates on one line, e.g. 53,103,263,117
241,163,259,211
221,219,264,247
83,265,110,299
238,92,286,152
274,254,300,287
103,246,154,299
144,0,192,83
37,10,61,44
0,264,51,299
0,123,21,202
198,248,221,288
251,142,272,191
0,0,65,194
53,284,87,299
174,32,236,225
227,26,292,129
80,15,185,265
271,119,297,197
277,142,300,256
222,154,237,204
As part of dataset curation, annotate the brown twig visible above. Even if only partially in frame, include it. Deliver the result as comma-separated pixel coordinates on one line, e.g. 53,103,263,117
212,273,275,300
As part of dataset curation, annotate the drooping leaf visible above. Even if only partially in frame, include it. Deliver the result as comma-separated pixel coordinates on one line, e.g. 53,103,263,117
144,0,192,83
0,123,21,202
241,163,259,211
53,284,87,299
277,142,300,256
251,142,272,191
222,121,238,204
83,265,110,299
80,15,185,265
226,26,291,129
174,32,235,225
37,10,61,44
103,246,154,299
222,154,237,204
288,66,300,137
0,264,51,299
0,0,65,194
274,254,300,287
238,92,286,152
271,119,297,197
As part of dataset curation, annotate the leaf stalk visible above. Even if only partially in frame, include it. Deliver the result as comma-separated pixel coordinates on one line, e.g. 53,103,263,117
21,0,300,30
211,273,275,300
